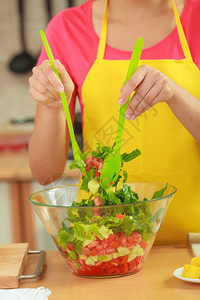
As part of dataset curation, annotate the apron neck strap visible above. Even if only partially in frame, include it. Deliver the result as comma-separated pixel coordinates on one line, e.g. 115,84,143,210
171,0,192,60
97,0,192,61
97,0,108,59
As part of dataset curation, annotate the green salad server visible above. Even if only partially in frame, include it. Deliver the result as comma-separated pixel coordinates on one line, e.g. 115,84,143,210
40,30,87,177
100,37,143,189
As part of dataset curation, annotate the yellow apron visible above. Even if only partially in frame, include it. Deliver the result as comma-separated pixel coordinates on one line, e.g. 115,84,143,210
82,0,200,244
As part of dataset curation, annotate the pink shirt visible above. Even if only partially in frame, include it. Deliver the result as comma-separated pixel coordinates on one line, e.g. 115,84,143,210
37,0,200,111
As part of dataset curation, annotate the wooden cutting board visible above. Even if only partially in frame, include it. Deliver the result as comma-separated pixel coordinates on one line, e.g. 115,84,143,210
188,233,200,257
0,243,29,288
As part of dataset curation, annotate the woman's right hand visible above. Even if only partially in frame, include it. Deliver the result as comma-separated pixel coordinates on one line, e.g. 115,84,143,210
29,59,74,109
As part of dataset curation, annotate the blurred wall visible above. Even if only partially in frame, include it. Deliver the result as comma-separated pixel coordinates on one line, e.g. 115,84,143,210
0,0,82,124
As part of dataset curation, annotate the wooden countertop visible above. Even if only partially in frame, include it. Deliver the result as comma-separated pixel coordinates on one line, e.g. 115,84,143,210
0,151,79,181
0,122,80,181
20,245,200,300
0,151,32,181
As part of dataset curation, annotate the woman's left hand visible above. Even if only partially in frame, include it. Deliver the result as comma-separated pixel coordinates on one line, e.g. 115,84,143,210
118,65,175,120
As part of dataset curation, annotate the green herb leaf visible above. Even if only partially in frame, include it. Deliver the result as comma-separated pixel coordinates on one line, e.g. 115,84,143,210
151,183,168,199
91,144,114,160
122,170,128,183
121,149,141,163
107,191,122,205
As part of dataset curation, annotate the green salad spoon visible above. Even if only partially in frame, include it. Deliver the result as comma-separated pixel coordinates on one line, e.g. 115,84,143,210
100,37,143,189
40,30,87,177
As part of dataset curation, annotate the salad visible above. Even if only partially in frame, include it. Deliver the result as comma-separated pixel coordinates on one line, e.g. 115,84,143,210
56,143,167,277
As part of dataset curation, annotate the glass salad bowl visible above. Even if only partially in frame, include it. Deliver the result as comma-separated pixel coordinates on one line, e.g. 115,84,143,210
29,182,176,278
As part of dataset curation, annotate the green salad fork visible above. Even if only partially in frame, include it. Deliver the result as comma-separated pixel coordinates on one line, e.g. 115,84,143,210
100,37,143,189
40,30,87,177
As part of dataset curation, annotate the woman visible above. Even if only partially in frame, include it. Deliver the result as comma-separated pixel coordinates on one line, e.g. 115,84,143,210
29,0,200,244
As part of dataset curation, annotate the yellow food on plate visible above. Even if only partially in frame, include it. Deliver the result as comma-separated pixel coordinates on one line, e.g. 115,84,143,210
190,256,200,267
182,257,200,279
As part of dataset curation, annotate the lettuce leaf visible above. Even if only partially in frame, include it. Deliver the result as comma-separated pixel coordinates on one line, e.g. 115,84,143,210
69,160,85,170
57,228,74,248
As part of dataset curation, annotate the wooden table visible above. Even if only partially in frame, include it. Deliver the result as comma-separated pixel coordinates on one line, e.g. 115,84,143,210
20,245,200,300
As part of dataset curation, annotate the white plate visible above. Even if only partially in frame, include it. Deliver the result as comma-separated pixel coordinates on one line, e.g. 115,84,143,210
173,267,200,283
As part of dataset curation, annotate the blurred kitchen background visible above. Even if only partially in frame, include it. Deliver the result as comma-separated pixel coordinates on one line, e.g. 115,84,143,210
0,0,82,250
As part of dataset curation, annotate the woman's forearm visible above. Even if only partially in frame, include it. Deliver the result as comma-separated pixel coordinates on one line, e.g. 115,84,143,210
118,65,200,143
167,82,200,143
29,102,73,185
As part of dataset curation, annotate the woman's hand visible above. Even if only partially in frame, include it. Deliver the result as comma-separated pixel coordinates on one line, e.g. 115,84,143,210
29,59,74,109
118,65,175,120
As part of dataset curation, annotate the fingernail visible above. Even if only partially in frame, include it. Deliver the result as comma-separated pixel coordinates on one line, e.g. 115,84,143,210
125,113,131,120
57,85,64,92
118,98,124,105
130,114,136,121
54,59,60,68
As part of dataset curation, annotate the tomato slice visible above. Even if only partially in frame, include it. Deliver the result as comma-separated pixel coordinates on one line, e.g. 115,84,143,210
95,261,103,266
82,247,90,256
84,155,92,165
110,258,120,266
90,248,99,256
120,263,128,274
95,171,101,177
91,157,99,168
116,214,125,220
107,234,115,243
94,196,102,206
110,241,121,248
119,255,128,264
107,266,119,275
66,243,74,251
87,241,99,248
139,240,148,250
105,247,116,254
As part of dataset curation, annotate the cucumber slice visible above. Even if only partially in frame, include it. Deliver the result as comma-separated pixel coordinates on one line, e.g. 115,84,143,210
99,254,113,262
88,179,100,194
85,257,96,266
117,246,131,256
